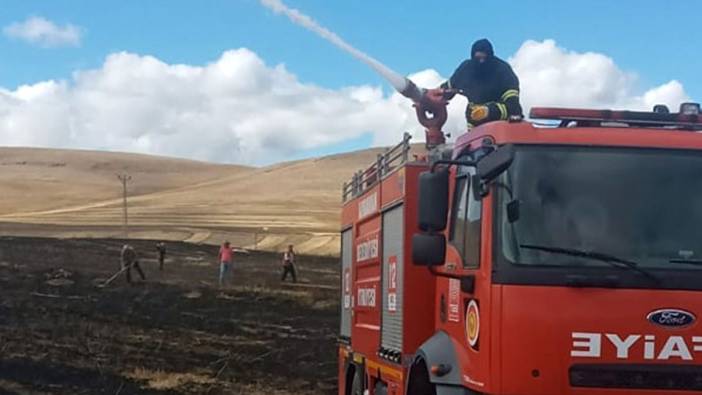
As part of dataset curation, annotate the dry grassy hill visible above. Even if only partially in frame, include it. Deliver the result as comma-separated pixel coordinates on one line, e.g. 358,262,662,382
0,144,421,255
0,147,246,214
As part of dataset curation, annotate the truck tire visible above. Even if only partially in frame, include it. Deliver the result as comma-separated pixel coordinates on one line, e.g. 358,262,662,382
350,369,363,395
407,358,437,395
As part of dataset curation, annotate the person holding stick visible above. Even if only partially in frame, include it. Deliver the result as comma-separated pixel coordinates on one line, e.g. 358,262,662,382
121,244,145,283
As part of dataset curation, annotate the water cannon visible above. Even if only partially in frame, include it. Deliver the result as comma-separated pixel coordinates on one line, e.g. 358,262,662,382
396,77,424,103
397,78,451,150
355,69,451,150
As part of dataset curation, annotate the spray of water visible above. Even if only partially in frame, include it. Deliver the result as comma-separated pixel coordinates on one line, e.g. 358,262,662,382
259,0,410,93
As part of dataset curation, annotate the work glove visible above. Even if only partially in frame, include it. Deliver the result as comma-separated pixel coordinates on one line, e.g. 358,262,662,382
469,105,489,121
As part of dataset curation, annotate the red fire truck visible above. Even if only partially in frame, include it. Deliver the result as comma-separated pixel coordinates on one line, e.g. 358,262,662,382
338,101,702,394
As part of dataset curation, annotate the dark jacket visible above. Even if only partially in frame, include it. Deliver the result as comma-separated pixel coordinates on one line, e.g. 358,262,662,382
121,245,137,266
442,40,523,126
156,244,166,260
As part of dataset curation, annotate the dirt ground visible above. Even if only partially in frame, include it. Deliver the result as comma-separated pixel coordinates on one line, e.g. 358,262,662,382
0,236,340,394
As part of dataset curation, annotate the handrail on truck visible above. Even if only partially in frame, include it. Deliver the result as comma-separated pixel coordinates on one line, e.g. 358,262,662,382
341,132,412,202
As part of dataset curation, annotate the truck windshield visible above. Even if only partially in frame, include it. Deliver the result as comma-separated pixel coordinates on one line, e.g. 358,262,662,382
498,145,702,272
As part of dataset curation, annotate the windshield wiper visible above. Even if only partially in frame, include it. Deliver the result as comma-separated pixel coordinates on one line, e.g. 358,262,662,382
669,258,702,266
519,244,660,284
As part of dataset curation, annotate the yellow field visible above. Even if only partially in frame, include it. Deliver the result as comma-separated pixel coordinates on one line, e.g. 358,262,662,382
0,145,411,255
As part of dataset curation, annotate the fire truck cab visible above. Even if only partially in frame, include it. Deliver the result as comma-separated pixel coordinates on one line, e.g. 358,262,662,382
338,102,702,395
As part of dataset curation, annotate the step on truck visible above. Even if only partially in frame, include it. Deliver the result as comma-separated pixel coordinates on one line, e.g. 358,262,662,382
338,101,702,395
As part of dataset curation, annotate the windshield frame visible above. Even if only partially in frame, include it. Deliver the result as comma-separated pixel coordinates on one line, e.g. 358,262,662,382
492,144,702,290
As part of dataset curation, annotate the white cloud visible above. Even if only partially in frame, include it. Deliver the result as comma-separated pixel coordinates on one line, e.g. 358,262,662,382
0,49,424,164
0,40,693,165
510,39,689,112
3,16,82,47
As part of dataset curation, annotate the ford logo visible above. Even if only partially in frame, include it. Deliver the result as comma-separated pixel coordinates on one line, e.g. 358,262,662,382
647,309,696,328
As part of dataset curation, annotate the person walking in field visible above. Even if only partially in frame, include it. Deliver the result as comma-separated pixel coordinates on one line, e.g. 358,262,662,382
218,241,234,287
281,244,297,283
121,244,146,283
156,242,167,271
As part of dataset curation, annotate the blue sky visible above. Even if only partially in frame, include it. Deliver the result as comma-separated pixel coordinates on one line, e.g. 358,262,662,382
1,1,698,93
0,1,699,164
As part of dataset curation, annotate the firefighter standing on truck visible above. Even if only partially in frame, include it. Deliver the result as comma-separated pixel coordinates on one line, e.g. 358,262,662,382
426,38,523,127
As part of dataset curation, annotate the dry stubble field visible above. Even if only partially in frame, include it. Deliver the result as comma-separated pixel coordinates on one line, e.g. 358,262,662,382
0,236,340,394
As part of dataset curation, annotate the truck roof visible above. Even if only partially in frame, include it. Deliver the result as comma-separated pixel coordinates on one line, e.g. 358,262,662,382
455,110,702,158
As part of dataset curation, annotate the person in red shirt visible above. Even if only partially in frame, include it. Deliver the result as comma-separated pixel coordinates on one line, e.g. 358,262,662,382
218,241,234,287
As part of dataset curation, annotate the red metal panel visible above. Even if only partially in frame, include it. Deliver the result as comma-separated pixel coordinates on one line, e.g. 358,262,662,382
366,358,406,395
353,200,382,357
380,168,405,208
341,200,356,229
498,285,702,395
400,164,436,355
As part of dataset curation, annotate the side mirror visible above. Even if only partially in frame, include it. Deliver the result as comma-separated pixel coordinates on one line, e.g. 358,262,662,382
473,144,515,199
412,233,446,266
476,144,515,182
418,167,449,231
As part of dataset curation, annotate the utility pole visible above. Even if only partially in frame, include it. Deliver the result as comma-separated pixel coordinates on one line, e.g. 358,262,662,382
117,173,132,239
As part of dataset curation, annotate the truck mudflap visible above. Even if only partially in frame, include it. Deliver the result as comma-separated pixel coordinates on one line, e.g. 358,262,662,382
411,331,480,395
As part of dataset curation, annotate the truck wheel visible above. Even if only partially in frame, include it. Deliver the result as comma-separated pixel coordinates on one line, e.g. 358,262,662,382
407,359,436,395
374,382,388,395
350,369,363,395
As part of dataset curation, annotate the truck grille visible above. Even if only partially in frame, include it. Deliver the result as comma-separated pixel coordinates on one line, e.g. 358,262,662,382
570,364,702,390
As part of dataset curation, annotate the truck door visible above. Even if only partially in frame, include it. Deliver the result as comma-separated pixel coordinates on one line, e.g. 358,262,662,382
437,161,493,388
